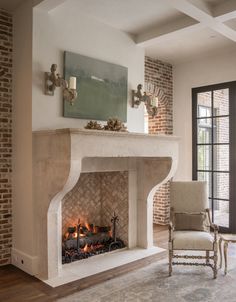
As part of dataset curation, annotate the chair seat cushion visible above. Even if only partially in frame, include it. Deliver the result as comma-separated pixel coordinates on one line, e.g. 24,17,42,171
173,231,214,250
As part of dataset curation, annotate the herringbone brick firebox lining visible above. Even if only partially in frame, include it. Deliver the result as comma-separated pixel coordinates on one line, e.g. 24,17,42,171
62,172,129,245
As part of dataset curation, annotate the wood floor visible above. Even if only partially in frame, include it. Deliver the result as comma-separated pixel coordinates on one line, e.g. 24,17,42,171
153,224,168,249
0,225,168,302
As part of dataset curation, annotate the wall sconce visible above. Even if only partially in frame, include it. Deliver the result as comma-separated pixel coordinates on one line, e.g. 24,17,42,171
45,64,77,105
132,84,159,117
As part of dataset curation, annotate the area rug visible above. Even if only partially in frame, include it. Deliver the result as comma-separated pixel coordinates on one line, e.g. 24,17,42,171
58,249,236,302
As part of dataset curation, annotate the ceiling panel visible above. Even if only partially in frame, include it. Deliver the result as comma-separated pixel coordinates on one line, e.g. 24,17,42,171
69,0,187,35
224,18,236,30
145,27,236,64
0,0,25,12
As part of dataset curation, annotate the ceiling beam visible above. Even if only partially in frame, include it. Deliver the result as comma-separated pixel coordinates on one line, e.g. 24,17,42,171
166,0,236,42
187,0,213,15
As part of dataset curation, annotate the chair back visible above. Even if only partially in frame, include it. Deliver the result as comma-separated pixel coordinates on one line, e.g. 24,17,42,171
170,181,208,212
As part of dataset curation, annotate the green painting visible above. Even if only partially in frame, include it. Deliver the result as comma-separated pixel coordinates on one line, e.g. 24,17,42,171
63,51,127,122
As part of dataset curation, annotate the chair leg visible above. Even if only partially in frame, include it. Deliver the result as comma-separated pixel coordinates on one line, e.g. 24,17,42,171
169,248,173,276
224,242,228,275
206,251,210,264
219,237,223,269
213,249,218,279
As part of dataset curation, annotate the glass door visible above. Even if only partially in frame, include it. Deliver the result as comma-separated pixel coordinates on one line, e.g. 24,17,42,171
192,82,236,233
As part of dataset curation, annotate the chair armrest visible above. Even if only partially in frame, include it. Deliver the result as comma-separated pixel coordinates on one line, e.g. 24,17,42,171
169,221,174,230
169,207,175,231
210,223,219,232
206,209,218,241
206,209,218,229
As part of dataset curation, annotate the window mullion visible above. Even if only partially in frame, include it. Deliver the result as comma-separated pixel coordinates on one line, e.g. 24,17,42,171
211,90,214,219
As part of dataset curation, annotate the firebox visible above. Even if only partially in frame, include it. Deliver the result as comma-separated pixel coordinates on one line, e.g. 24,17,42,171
62,171,129,264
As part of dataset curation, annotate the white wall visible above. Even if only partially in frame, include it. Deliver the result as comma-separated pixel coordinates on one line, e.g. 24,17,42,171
11,0,145,276
12,0,36,273
32,2,145,132
173,49,236,180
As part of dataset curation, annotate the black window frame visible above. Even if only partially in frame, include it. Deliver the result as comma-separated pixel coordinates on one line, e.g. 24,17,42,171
192,81,236,233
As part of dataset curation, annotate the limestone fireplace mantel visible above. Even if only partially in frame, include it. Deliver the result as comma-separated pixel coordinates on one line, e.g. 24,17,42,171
14,129,179,284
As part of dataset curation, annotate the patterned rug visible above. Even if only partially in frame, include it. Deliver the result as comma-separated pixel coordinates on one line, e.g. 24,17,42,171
58,247,236,302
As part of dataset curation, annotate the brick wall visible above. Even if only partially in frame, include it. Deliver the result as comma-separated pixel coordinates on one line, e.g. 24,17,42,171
145,56,173,225
0,9,12,265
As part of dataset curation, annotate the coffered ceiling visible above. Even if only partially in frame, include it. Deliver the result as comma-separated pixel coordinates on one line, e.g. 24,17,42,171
68,0,236,64
1,0,236,64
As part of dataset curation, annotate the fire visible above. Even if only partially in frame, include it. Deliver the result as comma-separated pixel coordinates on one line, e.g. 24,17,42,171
83,244,89,252
85,222,90,231
83,244,95,253
72,232,78,238
71,229,86,238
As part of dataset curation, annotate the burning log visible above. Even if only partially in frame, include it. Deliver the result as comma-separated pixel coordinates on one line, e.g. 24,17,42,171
64,232,111,250
62,217,125,264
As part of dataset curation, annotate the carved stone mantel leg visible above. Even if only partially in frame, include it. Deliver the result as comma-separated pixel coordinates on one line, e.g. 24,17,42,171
137,158,172,248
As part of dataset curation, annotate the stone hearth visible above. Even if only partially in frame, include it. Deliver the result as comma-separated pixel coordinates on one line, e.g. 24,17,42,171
12,129,179,286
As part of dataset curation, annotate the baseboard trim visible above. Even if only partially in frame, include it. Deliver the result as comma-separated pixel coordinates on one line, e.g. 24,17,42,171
11,248,38,275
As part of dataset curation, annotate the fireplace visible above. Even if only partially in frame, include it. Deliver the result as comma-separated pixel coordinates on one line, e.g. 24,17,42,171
15,128,180,286
62,171,128,263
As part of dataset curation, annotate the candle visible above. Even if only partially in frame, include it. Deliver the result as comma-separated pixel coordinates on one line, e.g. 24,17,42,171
69,76,76,90
153,97,159,107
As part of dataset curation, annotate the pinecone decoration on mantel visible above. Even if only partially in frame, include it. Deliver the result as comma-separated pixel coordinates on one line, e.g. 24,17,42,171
84,118,127,132
84,120,103,130
103,118,127,132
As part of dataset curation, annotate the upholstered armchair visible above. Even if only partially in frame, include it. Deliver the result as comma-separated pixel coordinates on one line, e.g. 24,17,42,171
169,181,218,279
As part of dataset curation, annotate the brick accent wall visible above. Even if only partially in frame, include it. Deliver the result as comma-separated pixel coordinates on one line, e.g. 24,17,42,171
145,56,173,225
62,172,129,245
0,9,12,266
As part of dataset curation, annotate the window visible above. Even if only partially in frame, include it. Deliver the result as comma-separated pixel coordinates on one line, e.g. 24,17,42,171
192,82,236,233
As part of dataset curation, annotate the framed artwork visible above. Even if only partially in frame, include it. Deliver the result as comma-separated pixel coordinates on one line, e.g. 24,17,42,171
63,51,128,122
